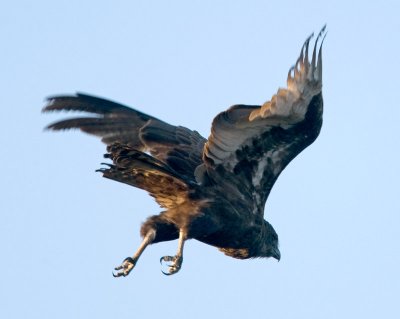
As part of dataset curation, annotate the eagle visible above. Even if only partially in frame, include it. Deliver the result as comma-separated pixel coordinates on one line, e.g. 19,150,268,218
43,27,326,276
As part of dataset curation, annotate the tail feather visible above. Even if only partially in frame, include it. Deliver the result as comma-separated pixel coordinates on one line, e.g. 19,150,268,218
99,143,192,208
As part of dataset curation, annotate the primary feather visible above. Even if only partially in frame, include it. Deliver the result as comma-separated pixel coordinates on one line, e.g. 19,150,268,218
43,27,326,275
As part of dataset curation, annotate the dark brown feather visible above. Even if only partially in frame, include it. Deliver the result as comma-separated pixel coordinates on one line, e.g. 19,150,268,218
44,93,205,181
43,28,326,271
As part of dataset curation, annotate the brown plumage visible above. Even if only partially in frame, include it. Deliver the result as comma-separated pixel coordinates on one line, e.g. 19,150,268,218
43,27,326,276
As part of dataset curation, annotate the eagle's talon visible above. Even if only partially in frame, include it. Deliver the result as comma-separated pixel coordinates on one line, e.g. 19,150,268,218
112,257,136,278
160,255,182,275
160,255,174,263
44,28,326,277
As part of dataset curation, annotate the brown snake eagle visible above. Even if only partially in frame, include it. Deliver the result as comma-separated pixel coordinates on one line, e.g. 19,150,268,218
43,27,326,276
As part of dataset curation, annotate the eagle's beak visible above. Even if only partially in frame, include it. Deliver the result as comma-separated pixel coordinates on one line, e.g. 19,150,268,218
271,247,281,261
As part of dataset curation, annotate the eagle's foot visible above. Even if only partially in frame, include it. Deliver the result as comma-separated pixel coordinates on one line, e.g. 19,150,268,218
112,257,136,277
160,255,183,275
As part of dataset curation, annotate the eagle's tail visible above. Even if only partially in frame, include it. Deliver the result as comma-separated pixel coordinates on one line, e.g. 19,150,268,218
97,143,192,208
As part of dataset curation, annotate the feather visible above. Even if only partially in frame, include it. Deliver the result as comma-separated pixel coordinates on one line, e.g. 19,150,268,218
43,27,326,275
43,93,206,181
201,27,325,212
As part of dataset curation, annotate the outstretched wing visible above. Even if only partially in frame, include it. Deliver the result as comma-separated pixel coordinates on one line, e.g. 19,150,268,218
43,93,206,181
200,27,326,215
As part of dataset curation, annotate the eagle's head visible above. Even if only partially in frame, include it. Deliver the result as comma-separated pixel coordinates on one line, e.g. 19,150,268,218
259,220,280,261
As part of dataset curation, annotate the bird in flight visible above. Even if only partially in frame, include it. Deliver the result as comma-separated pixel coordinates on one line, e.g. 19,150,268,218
43,26,326,276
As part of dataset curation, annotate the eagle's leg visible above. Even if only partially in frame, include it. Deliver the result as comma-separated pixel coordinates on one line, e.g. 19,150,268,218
112,230,155,277
160,229,187,275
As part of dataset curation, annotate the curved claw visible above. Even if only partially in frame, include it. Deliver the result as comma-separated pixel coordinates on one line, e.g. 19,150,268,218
112,257,135,278
161,269,174,276
160,256,174,264
160,255,183,276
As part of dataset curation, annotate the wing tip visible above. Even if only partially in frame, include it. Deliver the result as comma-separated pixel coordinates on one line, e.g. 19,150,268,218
251,26,327,122
41,92,96,113
286,25,327,90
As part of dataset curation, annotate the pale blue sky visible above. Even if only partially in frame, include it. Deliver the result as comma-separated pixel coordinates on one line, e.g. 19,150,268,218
1,1,399,318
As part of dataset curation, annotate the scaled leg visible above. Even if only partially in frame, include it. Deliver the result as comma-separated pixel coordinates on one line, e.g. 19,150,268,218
113,229,155,277
160,229,187,275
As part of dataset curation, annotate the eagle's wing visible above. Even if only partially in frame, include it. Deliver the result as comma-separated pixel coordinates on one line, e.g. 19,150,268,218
43,93,206,182
200,27,326,215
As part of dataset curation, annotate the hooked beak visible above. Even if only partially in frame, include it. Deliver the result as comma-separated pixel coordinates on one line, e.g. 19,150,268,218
271,247,281,261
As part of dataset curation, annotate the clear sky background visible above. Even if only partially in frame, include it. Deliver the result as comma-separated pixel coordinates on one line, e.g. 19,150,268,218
1,1,399,318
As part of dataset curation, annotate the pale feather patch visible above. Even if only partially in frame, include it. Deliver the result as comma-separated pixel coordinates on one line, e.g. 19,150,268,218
250,146,289,214
252,151,273,187
251,153,271,214
249,28,325,123
204,27,326,167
